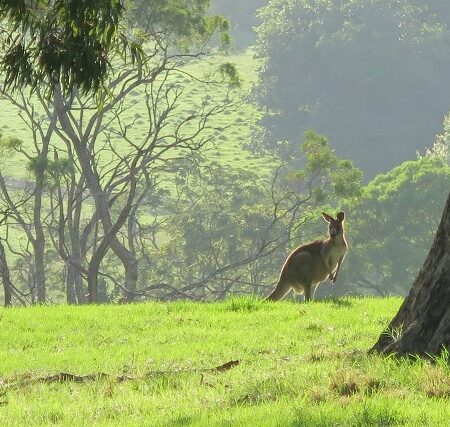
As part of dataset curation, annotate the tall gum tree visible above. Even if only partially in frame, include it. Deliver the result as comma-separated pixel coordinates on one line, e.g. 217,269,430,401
0,1,233,303
0,99,58,303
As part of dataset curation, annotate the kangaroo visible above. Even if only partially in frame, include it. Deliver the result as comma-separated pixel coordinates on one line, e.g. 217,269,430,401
265,212,347,302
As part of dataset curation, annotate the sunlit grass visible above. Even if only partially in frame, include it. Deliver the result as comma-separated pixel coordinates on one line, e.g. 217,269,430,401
0,297,449,425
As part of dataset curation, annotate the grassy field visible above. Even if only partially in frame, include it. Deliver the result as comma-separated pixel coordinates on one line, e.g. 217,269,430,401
0,297,449,426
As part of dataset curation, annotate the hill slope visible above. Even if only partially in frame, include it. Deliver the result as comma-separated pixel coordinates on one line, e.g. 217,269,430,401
0,49,267,180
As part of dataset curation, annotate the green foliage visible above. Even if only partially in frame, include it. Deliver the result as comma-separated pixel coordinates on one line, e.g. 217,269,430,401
0,298,449,425
144,163,280,294
27,155,48,180
424,113,450,164
46,158,75,179
0,135,23,153
0,0,126,95
0,0,230,95
142,131,361,298
46,158,76,187
254,0,450,176
127,0,230,50
342,156,450,295
219,62,242,87
301,130,363,201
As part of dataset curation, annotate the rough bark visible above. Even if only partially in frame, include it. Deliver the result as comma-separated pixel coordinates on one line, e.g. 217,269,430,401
0,240,12,307
370,192,450,356
33,175,47,304
33,236,46,304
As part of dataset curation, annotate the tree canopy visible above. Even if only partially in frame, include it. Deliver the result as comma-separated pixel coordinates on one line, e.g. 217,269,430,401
343,156,450,296
126,0,229,47
254,0,450,176
0,0,127,95
0,0,230,96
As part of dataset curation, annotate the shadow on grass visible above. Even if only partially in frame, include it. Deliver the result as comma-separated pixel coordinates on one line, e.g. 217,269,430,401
319,297,354,308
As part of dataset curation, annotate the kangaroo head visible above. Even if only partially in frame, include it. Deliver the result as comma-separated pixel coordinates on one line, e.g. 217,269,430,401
321,211,345,238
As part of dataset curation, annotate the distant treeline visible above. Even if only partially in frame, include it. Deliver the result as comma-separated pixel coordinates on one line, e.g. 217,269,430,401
252,0,450,177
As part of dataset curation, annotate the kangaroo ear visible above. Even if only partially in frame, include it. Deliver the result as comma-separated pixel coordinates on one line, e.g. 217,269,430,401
337,212,345,221
321,212,334,223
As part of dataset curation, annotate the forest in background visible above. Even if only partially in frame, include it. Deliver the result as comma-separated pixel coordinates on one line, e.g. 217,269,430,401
0,0,449,306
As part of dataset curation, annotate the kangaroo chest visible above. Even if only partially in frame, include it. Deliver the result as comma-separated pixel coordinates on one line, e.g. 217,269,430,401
320,242,347,271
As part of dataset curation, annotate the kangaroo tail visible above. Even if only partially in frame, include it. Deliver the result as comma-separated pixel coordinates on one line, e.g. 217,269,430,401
264,281,291,301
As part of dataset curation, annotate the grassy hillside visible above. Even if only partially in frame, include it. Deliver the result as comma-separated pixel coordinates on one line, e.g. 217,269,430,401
0,48,267,180
0,48,268,276
1,297,449,426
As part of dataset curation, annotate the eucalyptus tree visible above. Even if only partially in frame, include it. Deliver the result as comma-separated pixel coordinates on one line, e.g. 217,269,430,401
0,1,234,303
50,50,235,303
371,190,450,357
0,96,58,303
0,0,128,303
0,0,127,95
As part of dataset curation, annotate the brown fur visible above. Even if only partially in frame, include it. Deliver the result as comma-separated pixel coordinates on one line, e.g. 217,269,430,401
265,212,347,302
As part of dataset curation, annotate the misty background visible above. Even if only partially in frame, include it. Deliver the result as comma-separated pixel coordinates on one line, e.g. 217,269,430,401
0,0,449,305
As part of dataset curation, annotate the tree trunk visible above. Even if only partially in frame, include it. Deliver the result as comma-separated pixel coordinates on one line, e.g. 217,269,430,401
124,258,138,301
87,244,104,304
68,179,87,305
74,267,86,304
67,217,87,305
34,237,46,304
125,211,139,301
0,240,12,307
370,192,450,356
28,261,36,304
33,151,49,304
65,262,77,305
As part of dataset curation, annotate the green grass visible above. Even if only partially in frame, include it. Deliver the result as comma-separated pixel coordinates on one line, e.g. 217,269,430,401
1,297,449,425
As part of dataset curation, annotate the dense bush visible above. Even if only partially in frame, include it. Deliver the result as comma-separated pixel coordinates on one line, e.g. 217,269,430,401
339,156,450,297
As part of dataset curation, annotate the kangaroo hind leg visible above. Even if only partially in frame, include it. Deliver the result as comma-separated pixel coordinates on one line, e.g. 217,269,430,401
304,283,315,302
